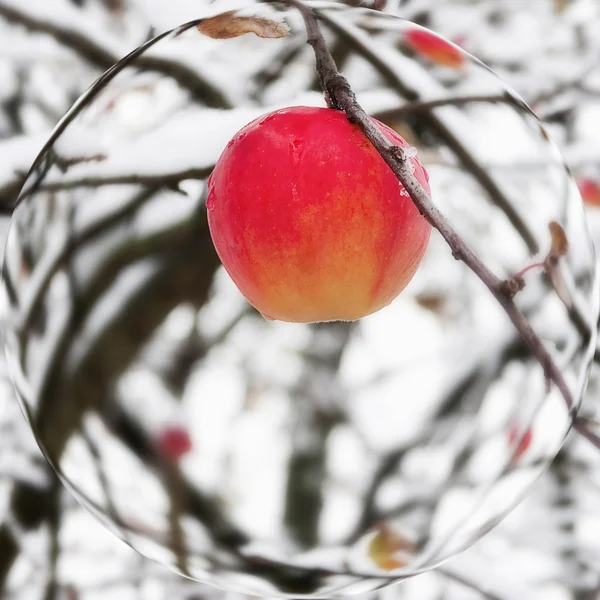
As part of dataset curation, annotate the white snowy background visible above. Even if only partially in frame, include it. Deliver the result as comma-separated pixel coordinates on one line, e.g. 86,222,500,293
1,0,600,599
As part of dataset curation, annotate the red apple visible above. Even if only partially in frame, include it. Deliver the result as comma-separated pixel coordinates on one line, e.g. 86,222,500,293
206,106,431,323
578,177,600,207
156,426,192,462
404,29,465,70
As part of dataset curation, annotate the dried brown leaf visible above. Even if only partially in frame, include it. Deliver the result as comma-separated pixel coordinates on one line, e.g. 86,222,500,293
548,264,573,310
545,221,573,309
197,12,289,40
415,292,445,314
549,221,569,258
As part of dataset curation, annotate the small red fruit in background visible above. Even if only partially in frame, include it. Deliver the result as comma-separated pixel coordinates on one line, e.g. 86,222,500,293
404,29,465,70
578,178,600,207
507,424,533,460
156,426,192,462
206,106,432,323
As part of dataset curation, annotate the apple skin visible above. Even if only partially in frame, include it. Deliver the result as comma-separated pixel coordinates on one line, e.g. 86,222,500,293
206,106,432,323
404,29,465,70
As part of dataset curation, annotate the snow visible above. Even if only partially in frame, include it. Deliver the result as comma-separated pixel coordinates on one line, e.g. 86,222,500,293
1,0,600,598
0,132,48,187
64,257,163,374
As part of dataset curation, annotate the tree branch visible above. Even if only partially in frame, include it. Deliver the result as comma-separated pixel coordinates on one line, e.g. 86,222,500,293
0,2,230,108
439,568,510,600
0,525,18,592
287,0,597,448
20,167,212,197
348,337,528,541
0,470,60,593
0,177,25,215
42,481,61,600
373,93,512,122
314,9,540,254
283,322,352,548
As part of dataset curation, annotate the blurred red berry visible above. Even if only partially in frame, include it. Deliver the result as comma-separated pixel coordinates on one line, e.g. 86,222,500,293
507,424,533,460
156,426,192,462
578,178,600,207
404,29,465,70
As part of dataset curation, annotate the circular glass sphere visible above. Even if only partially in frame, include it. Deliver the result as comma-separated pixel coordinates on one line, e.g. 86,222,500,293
2,2,598,597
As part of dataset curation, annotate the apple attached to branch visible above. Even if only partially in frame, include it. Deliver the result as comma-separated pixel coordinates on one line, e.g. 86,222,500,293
207,106,431,323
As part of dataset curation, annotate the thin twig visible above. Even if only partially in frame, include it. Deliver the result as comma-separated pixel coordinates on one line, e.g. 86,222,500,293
0,177,24,214
17,187,158,343
0,525,18,592
283,322,350,548
42,481,61,600
20,167,212,197
287,0,598,448
439,568,510,600
348,336,527,541
314,8,540,254
373,93,511,121
529,57,600,108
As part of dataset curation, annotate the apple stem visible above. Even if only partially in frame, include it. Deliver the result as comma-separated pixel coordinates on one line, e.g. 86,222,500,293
287,0,598,449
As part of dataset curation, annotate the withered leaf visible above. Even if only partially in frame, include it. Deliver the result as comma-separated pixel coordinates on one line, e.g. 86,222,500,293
368,524,415,571
197,11,289,40
548,263,573,310
554,0,570,14
549,221,569,258
546,221,573,309
415,292,446,314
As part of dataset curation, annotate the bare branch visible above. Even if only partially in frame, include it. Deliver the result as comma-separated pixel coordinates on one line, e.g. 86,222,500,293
0,525,18,590
439,568,510,600
373,93,512,122
0,177,24,215
286,0,597,449
42,481,61,600
0,2,231,108
0,470,60,593
529,57,600,108
314,9,540,254
21,167,212,197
